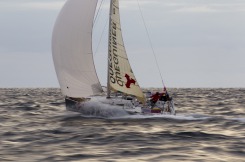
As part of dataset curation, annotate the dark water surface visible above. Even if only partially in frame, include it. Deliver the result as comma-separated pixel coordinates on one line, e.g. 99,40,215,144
0,88,244,162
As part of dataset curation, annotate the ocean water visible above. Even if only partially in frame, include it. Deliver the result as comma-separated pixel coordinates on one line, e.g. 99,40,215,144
0,88,244,162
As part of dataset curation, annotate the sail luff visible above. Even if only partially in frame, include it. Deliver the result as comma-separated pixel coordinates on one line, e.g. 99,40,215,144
107,0,146,103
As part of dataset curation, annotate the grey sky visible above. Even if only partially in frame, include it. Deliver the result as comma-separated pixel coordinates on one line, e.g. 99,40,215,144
0,0,245,88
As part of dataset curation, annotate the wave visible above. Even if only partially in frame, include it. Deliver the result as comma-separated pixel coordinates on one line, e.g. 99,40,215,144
110,113,212,121
229,117,245,123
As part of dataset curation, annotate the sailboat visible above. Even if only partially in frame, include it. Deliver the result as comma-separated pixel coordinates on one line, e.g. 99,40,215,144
52,0,175,116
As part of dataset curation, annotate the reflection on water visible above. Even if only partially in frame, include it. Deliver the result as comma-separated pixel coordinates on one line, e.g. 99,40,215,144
0,88,244,161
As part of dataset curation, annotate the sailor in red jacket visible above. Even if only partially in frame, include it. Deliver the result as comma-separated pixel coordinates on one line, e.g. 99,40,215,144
150,92,160,107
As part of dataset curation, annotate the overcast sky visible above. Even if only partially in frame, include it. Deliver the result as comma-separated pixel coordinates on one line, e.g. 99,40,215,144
0,0,245,88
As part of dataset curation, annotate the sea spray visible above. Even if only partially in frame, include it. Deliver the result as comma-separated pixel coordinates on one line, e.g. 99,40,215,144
72,101,129,118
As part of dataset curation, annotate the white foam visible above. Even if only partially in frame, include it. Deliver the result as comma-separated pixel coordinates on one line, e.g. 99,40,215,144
110,113,212,121
75,100,129,118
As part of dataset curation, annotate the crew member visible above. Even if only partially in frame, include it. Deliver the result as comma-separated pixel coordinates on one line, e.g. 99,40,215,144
150,92,160,107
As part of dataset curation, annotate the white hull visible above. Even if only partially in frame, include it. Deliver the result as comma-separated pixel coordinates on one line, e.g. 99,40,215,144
65,95,175,117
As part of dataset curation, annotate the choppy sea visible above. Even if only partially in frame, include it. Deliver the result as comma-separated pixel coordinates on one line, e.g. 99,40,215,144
0,88,244,162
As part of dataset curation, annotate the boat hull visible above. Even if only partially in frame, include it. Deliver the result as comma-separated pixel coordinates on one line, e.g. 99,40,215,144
65,96,176,117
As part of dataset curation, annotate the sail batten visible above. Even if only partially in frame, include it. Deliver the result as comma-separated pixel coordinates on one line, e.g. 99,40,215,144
52,0,103,98
108,0,145,103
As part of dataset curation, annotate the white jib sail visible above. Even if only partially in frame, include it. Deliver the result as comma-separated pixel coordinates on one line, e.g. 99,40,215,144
108,0,145,103
52,0,103,98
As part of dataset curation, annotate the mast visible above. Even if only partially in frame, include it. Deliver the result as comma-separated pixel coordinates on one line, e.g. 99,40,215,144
107,0,113,98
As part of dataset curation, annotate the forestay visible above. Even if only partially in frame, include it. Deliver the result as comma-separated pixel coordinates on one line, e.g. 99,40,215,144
52,0,103,98
108,0,145,103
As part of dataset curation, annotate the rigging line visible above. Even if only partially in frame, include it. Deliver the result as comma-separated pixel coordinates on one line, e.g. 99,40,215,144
94,0,105,24
94,18,109,56
136,0,166,88
93,0,107,56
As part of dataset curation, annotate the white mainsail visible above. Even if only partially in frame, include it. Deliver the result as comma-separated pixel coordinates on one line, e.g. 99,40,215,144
52,0,103,98
108,0,145,103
